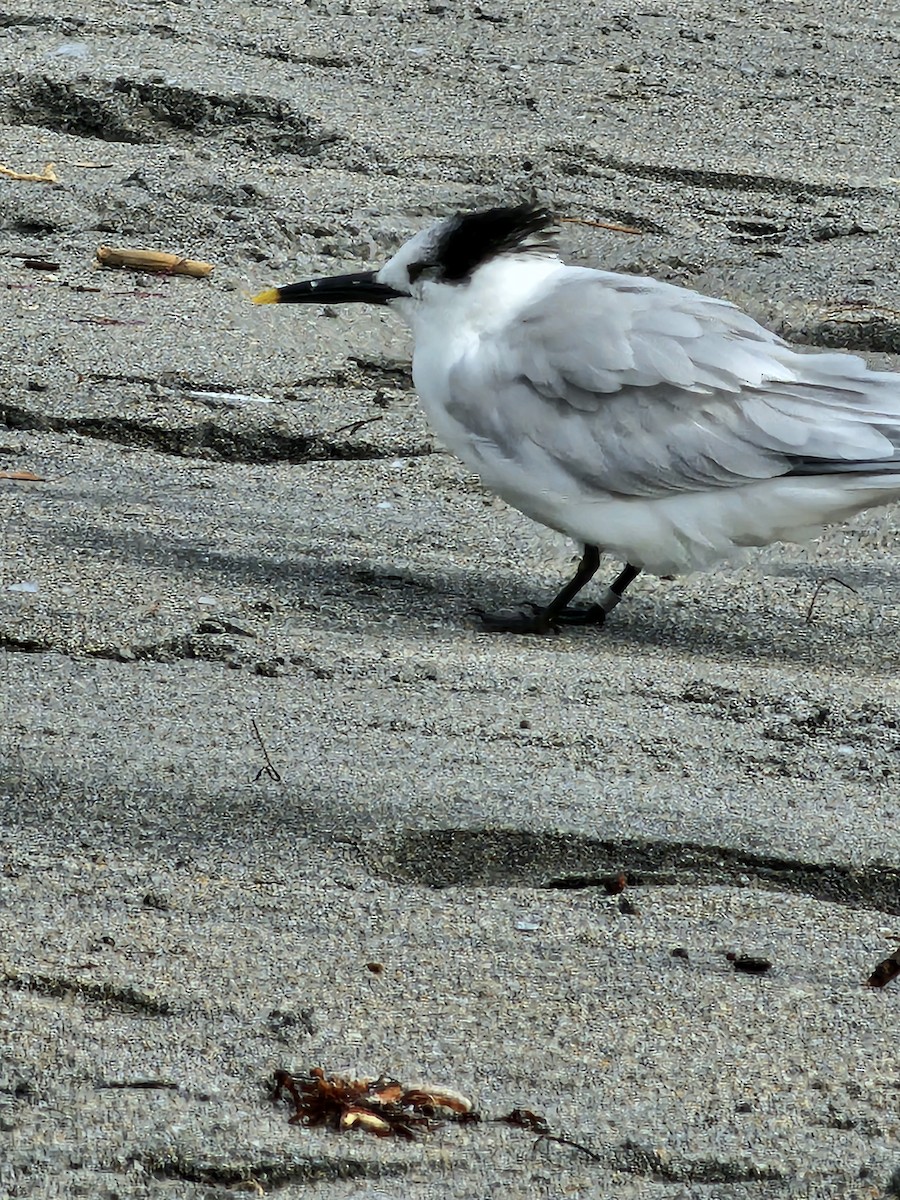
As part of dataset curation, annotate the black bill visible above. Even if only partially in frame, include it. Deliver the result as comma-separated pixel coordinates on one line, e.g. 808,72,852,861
253,271,402,307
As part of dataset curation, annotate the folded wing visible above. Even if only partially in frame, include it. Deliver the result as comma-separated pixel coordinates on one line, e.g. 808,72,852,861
445,267,900,499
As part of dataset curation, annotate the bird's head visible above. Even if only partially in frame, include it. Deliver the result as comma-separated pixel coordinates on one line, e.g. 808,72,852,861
253,202,558,316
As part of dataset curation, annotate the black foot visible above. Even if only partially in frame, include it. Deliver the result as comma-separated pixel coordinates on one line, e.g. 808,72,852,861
550,604,608,627
475,606,559,635
474,558,640,636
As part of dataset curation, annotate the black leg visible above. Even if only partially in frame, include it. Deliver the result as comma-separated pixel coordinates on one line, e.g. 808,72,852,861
551,562,642,626
478,546,602,634
478,553,641,635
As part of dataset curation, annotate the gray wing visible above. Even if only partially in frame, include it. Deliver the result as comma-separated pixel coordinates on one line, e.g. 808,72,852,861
445,267,900,499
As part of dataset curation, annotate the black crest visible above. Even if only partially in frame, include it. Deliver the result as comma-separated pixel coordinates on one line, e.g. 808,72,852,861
434,203,557,282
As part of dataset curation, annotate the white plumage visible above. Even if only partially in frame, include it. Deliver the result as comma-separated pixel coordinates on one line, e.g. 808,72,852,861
394,256,900,576
257,204,900,632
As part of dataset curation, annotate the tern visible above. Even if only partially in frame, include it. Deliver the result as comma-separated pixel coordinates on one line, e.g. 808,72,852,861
255,202,900,634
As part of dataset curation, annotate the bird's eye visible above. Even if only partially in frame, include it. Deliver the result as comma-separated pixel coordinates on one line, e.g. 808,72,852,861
407,261,427,283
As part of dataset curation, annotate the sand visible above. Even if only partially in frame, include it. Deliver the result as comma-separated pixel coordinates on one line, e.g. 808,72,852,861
1,0,899,1196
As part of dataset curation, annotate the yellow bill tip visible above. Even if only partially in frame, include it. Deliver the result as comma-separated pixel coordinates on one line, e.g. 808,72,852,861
252,287,280,305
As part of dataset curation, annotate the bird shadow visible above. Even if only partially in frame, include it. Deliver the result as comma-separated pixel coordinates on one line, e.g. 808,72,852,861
43,516,900,672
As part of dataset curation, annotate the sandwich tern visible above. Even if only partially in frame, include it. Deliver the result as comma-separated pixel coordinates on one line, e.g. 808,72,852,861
255,203,900,634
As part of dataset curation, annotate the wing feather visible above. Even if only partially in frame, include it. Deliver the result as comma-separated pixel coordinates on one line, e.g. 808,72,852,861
445,267,900,499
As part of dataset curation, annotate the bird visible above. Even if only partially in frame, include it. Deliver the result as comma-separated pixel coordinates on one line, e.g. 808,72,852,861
254,202,900,635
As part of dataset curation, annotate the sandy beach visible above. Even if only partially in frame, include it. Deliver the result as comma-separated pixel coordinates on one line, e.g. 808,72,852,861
1,0,899,1196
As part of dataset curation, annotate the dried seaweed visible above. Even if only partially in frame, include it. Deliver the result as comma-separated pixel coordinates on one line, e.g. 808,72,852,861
272,1068,476,1140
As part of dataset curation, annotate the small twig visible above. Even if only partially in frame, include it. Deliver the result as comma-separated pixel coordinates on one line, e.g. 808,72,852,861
805,575,859,624
251,718,282,782
536,1132,606,1163
68,316,147,327
495,1109,604,1162
96,246,214,278
110,289,168,299
98,1078,179,1090
0,161,57,183
327,415,385,438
